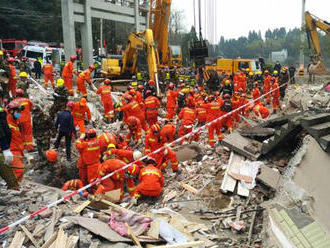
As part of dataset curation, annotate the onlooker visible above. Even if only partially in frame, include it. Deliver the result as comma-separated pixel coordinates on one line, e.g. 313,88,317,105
288,64,296,84
34,58,42,79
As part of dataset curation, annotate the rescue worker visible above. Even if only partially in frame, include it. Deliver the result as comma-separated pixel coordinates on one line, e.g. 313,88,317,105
13,89,34,151
279,67,289,99
220,94,233,133
159,147,179,173
271,79,281,113
221,80,233,97
166,82,178,121
144,90,161,127
200,95,223,147
0,51,10,98
76,128,101,184
32,105,53,162
62,55,76,96
96,79,114,123
8,58,17,96
231,90,242,125
136,72,143,82
34,58,42,79
62,179,85,192
132,158,164,201
16,72,30,98
263,70,271,105
49,78,69,119
144,80,157,97
98,158,126,197
252,82,261,105
239,93,251,117
97,132,116,154
54,101,76,161
6,101,25,183
72,98,91,136
76,65,95,98
177,103,197,144
42,59,55,88
0,89,19,190
116,133,129,150
253,103,270,119
144,123,164,166
19,57,30,75
116,94,147,130
136,84,144,110
104,145,142,165
125,116,142,145
160,121,176,145
126,163,141,196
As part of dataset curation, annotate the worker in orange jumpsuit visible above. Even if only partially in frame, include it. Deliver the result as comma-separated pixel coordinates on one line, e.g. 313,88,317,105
97,132,116,154
116,133,129,150
177,104,197,144
42,60,55,87
116,94,147,130
166,83,178,121
8,58,17,96
98,158,126,197
160,121,176,145
185,89,196,108
252,82,261,105
61,179,88,196
104,145,143,164
231,90,242,125
76,65,95,98
132,158,164,200
6,101,25,182
62,55,76,96
75,129,101,184
136,85,145,110
126,163,141,196
220,94,233,133
72,98,91,135
272,80,281,113
159,147,179,172
125,116,142,144
263,70,272,105
144,90,161,127
238,73,247,93
253,103,270,119
239,93,251,117
96,79,114,122
13,89,34,151
201,95,223,147
145,123,165,166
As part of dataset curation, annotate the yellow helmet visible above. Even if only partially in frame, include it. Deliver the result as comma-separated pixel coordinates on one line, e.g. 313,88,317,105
225,80,230,85
273,70,278,74
107,143,116,149
57,78,64,87
249,72,253,76
0,51,3,56
246,68,250,72
257,71,262,75
19,72,28,78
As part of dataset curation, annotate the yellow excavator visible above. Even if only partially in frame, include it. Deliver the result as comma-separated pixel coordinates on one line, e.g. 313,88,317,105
305,11,330,74
149,0,182,68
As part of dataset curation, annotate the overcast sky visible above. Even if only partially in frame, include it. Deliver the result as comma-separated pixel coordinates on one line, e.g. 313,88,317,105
171,0,329,43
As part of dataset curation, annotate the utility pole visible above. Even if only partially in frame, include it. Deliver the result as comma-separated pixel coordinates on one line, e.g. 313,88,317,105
100,19,104,55
299,0,306,74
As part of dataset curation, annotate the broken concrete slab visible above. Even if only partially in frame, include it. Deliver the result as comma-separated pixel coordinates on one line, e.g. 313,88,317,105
257,165,280,190
240,127,275,138
222,132,261,160
174,143,203,162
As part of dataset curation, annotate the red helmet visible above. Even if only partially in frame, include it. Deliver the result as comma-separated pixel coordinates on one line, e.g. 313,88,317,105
66,101,74,108
7,101,21,111
87,129,97,138
151,123,160,133
180,83,185,88
254,81,258,87
148,80,155,86
223,94,231,99
189,89,195,94
124,94,133,101
70,55,76,61
7,58,15,63
46,150,58,162
15,89,23,97
129,89,136,96
89,65,95,71
215,91,220,96
145,90,152,97
127,164,140,176
104,79,111,85
137,84,144,91
264,70,269,74
168,83,174,89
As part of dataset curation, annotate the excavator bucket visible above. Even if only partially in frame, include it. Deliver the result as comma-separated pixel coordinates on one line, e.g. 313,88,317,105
309,60,329,75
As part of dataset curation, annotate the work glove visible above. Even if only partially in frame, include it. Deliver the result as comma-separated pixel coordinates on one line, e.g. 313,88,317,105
3,149,14,164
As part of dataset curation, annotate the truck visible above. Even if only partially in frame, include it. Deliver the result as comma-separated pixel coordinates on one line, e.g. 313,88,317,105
204,58,261,75
2,39,27,57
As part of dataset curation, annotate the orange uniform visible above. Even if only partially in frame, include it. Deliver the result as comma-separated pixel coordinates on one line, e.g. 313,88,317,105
62,61,74,96
145,95,161,127
178,107,197,143
160,123,176,145
272,82,280,111
125,116,142,144
7,114,24,182
133,164,164,198
238,75,247,93
97,132,116,153
8,64,17,96
253,104,270,119
76,69,91,97
98,159,126,197
145,131,163,166
136,90,145,111
118,100,147,130
166,89,178,120
42,63,54,87
96,85,114,120
263,75,271,104
75,137,101,183
61,179,84,191
231,96,241,124
159,148,179,172
126,163,140,195
72,102,91,134
201,101,223,147
252,87,261,105
13,98,34,151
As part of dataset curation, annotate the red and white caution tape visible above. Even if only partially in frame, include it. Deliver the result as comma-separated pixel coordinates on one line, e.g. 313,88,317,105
0,83,287,235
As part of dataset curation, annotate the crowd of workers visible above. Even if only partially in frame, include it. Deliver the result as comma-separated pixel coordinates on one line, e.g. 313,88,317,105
0,50,290,204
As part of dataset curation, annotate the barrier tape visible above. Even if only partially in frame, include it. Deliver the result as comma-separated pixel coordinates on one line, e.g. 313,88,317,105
0,82,288,235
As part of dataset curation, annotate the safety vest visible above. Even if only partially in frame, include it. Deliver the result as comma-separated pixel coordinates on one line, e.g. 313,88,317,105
165,73,170,80
137,72,142,80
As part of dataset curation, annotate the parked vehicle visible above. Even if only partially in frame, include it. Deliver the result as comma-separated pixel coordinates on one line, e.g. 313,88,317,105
2,39,27,57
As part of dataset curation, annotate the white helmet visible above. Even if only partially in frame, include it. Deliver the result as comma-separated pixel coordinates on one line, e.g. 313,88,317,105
133,150,142,161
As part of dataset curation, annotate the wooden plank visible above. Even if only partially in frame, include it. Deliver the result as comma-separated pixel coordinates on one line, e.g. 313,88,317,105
19,224,40,248
221,152,237,193
126,224,142,248
73,200,91,214
54,228,67,248
44,209,56,242
181,183,198,194
41,231,58,248
147,219,161,239
228,171,253,183
153,241,205,248
162,190,177,203
66,235,79,248
8,231,25,248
